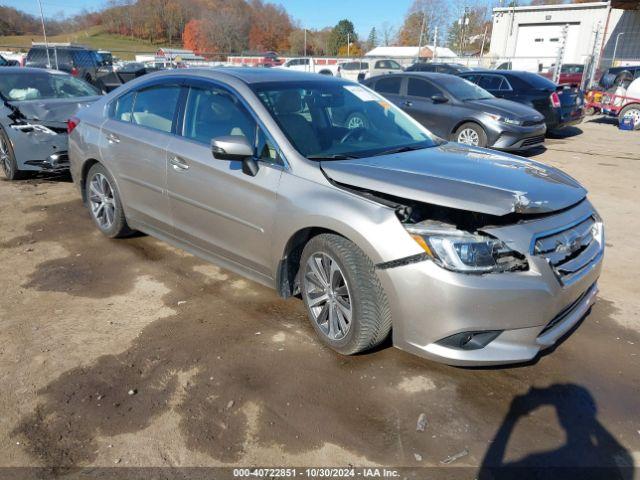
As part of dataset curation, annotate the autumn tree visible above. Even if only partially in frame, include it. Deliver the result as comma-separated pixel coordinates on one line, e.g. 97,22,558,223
328,19,357,56
248,0,292,52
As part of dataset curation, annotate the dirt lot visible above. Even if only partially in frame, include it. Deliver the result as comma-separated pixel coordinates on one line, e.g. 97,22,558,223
1,118,639,477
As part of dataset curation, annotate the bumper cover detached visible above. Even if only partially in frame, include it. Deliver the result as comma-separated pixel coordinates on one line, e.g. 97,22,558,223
24,152,70,172
376,200,603,366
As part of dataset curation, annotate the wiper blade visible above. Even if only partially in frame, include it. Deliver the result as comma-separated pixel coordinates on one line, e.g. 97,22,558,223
371,145,425,157
307,154,360,160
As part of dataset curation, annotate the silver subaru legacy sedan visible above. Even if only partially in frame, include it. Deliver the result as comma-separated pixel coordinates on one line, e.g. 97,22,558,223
68,68,604,366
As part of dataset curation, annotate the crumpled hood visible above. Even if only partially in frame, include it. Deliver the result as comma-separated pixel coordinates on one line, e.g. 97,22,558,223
8,97,100,128
321,143,586,216
466,98,544,121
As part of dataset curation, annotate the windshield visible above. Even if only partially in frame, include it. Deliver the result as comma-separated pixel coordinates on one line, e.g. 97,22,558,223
0,72,99,101
252,81,438,159
443,76,493,101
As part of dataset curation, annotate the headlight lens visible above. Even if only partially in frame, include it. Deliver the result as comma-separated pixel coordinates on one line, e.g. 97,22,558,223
405,221,528,273
487,113,523,126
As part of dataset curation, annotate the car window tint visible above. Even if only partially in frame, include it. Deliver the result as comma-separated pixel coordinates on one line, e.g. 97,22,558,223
111,91,136,122
407,78,441,98
182,86,256,146
131,85,181,133
478,76,503,90
388,60,402,70
374,76,402,94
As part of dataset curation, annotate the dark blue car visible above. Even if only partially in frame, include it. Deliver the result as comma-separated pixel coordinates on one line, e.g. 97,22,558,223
458,70,584,132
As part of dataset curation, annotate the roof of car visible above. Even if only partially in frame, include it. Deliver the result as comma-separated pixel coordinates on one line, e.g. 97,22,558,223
459,69,537,77
149,67,350,85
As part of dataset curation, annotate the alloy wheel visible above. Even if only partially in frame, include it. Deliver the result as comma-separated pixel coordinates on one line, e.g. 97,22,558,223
347,115,365,130
457,128,480,146
303,252,353,341
625,108,640,126
0,135,12,178
88,173,116,230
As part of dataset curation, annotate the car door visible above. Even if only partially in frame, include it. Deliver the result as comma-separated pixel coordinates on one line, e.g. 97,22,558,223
99,80,182,232
165,81,283,279
400,77,452,138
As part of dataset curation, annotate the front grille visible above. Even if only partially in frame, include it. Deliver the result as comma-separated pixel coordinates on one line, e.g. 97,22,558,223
539,283,595,336
522,119,544,127
521,135,545,147
533,215,603,285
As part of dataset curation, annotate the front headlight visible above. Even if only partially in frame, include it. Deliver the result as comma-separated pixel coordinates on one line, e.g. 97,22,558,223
487,113,523,126
405,221,528,273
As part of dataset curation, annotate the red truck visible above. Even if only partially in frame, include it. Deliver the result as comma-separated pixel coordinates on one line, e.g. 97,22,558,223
541,64,584,86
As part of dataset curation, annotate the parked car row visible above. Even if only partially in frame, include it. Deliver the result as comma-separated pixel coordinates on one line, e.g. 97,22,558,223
0,66,604,368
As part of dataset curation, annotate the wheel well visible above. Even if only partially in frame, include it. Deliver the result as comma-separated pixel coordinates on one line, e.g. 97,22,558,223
318,69,333,76
450,120,485,136
276,227,341,298
80,158,100,204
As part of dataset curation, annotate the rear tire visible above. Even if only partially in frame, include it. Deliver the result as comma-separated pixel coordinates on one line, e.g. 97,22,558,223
86,163,134,238
300,234,392,355
453,122,488,148
0,126,27,180
619,103,640,128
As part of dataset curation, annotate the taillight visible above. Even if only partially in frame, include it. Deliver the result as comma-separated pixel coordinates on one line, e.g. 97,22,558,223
67,116,80,134
550,92,561,108
70,67,79,76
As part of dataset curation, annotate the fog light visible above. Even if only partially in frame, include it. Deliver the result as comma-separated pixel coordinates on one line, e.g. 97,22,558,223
436,330,502,350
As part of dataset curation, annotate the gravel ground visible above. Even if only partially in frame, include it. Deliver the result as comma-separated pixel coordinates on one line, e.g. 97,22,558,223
0,118,638,477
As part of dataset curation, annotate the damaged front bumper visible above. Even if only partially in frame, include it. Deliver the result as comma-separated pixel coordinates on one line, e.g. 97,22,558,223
25,152,69,172
376,199,603,366
9,123,69,173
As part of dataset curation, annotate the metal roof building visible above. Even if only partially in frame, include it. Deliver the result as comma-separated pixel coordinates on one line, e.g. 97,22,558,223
489,1,640,70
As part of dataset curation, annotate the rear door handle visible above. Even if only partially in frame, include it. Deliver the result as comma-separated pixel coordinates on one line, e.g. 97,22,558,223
106,133,120,144
170,156,189,171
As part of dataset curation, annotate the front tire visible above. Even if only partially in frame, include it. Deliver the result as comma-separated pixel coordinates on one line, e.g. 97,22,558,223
300,234,391,355
86,163,134,238
0,126,27,180
453,122,488,148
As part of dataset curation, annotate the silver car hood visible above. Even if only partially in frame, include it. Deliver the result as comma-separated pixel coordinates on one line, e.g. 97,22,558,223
321,143,587,216
8,97,101,128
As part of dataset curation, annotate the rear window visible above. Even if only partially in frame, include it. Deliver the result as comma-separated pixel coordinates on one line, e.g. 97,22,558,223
516,72,557,89
26,48,72,67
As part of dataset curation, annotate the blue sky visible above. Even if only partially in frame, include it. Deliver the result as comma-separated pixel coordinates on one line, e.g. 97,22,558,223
5,0,418,38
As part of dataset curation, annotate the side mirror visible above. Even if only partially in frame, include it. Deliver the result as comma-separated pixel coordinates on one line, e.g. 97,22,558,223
211,135,259,176
431,94,449,104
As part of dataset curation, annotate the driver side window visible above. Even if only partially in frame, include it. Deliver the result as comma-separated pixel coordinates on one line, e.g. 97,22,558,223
182,86,256,146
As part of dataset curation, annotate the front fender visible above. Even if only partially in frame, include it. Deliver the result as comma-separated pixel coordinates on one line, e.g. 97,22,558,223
270,172,423,276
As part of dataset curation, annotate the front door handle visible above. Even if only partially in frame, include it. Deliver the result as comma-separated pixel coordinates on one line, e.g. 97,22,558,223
403,100,413,107
106,132,120,144
170,156,189,171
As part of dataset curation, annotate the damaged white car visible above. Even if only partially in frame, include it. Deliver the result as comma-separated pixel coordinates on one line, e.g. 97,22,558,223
0,67,101,180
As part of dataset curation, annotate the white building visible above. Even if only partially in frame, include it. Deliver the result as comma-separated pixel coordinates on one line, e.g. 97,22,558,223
490,1,640,70
365,45,457,64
